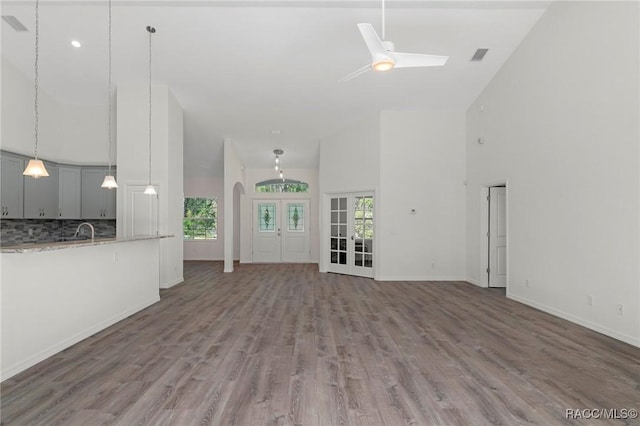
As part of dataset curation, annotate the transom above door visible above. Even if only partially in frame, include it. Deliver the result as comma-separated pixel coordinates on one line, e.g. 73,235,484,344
252,199,310,263
327,192,374,278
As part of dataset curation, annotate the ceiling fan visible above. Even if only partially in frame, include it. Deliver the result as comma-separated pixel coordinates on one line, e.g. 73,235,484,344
340,0,449,82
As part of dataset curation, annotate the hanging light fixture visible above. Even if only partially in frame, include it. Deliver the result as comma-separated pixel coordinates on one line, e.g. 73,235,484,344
273,148,283,172
101,0,118,189
23,0,49,179
143,25,157,196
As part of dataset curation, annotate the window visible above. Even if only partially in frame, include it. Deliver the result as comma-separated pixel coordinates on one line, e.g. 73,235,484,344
184,197,217,240
255,179,309,193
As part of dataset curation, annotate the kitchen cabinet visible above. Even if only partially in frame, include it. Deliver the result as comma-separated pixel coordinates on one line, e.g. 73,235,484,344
81,168,116,219
0,153,24,218
58,166,81,219
24,161,59,218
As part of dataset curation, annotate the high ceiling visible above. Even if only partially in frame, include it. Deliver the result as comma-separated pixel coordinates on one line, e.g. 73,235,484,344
1,0,549,176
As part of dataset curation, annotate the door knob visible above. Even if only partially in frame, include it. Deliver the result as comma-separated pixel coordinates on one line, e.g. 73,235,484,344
351,235,354,240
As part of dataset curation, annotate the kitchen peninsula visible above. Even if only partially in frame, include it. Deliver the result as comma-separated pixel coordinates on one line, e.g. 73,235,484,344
1,235,172,380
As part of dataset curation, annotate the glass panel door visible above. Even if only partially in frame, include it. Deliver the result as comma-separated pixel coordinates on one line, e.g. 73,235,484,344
327,192,374,278
353,195,373,271
329,196,349,272
253,201,281,262
281,200,310,262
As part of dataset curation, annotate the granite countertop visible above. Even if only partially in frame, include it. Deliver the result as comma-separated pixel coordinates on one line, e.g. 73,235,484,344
1,235,174,254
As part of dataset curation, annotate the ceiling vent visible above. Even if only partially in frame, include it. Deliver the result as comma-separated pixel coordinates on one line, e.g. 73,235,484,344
2,16,28,32
471,48,489,62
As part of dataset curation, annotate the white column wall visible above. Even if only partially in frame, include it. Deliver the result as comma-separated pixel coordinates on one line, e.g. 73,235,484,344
466,2,640,346
116,84,184,288
223,139,245,272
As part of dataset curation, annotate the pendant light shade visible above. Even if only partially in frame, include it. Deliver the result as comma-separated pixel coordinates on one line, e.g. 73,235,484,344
144,184,157,195
23,159,49,178
101,175,118,189
102,0,118,189
23,0,49,179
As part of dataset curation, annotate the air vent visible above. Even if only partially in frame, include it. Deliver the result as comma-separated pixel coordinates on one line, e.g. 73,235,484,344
471,48,489,62
2,16,28,32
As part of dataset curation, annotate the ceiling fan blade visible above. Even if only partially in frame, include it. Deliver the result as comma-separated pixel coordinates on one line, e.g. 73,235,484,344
339,64,371,83
357,23,388,58
393,52,449,68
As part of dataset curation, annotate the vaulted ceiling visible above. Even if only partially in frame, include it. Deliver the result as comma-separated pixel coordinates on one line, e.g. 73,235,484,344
1,0,549,176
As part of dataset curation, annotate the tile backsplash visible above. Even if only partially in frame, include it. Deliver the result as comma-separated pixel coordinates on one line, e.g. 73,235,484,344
0,219,116,246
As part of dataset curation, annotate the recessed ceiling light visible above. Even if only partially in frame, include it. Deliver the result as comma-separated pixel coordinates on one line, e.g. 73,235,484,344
71,40,81,48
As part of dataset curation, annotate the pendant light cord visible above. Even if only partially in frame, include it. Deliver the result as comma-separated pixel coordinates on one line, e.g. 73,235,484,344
107,0,113,175
147,26,155,186
34,0,39,160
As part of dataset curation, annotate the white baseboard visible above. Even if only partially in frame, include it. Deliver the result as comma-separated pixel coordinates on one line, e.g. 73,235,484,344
160,277,184,289
509,294,640,348
1,296,160,381
375,275,468,282
466,278,483,287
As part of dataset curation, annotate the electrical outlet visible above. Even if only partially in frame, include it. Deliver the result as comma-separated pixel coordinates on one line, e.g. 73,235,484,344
616,304,624,316
525,279,530,288
587,295,593,306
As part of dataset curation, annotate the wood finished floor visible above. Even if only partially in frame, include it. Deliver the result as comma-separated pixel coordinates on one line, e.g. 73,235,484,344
2,262,639,426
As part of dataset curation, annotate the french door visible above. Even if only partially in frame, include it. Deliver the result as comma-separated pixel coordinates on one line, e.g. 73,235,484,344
327,192,374,278
252,199,310,263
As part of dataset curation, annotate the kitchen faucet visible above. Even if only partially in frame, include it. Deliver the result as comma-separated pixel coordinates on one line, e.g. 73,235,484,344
74,222,95,243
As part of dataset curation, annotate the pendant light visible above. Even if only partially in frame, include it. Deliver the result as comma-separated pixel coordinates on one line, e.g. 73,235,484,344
23,0,49,179
143,25,157,196
101,0,118,189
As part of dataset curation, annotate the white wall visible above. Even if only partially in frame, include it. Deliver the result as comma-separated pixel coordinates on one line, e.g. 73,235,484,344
318,114,380,272
1,240,160,380
240,168,319,264
319,114,380,194
162,90,184,287
116,84,184,289
184,177,224,260
1,58,110,165
223,139,245,272
466,1,639,346
378,110,466,281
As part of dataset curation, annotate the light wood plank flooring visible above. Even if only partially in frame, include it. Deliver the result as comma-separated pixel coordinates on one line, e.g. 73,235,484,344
2,262,639,425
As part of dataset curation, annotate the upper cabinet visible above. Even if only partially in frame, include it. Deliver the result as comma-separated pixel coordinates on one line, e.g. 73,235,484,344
81,168,117,219
58,166,82,219
0,154,24,218
0,151,117,220
24,162,59,219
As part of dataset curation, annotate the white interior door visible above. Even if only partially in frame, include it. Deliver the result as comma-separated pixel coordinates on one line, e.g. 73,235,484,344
253,201,280,262
328,192,374,278
489,187,507,288
252,199,310,263
281,200,310,262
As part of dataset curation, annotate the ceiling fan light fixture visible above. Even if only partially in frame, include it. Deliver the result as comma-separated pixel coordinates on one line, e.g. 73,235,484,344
373,58,395,72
